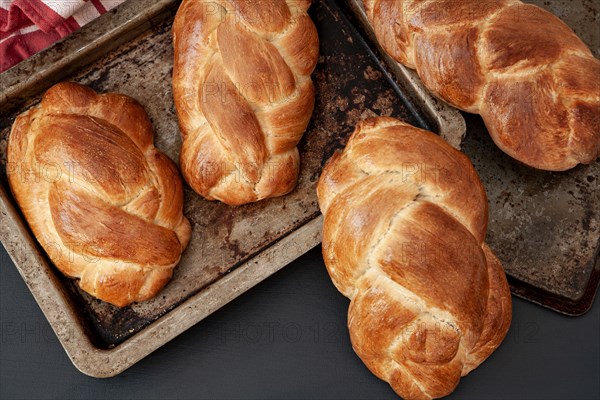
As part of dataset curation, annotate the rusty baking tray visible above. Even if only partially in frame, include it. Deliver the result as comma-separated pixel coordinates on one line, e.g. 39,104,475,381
0,0,464,377
346,0,600,316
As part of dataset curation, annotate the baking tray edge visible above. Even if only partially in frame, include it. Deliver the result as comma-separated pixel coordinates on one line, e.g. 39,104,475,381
0,0,180,113
344,0,466,149
0,183,323,377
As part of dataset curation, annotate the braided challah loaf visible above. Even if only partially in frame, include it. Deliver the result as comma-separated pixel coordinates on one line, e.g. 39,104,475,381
173,0,319,205
317,117,512,399
363,0,600,171
7,83,191,308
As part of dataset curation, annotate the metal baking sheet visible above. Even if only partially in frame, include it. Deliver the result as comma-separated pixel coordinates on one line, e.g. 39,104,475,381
346,0,599,316
0,0,462,376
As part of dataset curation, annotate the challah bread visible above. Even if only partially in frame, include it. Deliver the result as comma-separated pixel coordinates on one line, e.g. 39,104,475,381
7,82,191,308
363,0,600,171
317,117,512,399
173,0,319,205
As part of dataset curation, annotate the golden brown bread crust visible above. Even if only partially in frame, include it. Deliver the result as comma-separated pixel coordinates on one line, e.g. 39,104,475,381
317,117,512,400
173,0,319,205
7,82,191,308
363,0,600,171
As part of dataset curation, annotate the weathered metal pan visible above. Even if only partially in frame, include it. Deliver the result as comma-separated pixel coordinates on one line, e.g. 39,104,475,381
346,0,599,316
0,0,463,376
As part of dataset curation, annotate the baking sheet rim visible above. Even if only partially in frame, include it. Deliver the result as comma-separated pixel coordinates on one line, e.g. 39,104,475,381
1,183,324,377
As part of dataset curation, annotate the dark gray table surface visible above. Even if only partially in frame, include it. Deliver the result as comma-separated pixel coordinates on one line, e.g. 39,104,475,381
1,242,599,400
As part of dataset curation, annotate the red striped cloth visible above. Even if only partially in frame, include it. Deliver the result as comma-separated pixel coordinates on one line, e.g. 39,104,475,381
0,0,126,73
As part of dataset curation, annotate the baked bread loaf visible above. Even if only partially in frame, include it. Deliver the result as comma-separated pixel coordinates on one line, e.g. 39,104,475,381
363,0,600,171
7,82,191,308
173,0,319,205
317,117,512,399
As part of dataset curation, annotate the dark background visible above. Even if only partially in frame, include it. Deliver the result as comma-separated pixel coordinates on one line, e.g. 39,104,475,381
1,243,598,400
